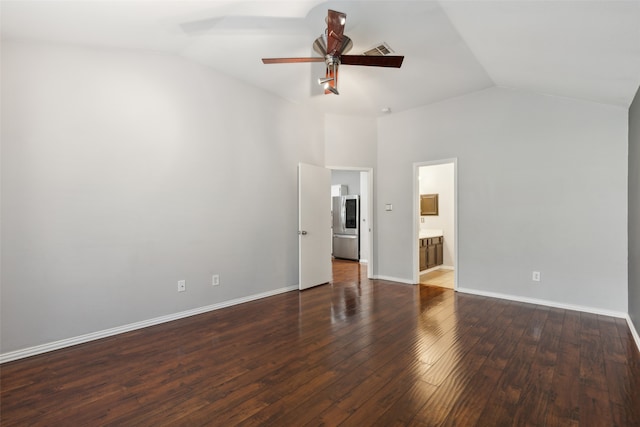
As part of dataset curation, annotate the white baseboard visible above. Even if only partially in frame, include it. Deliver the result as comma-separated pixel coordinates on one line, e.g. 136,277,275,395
373,275,414,285
457,287,627,319
5,282,636,364
0,285,298,364
626,315,640,353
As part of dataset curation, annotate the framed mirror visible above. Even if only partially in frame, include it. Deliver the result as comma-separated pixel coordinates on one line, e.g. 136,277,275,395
420,194,439,216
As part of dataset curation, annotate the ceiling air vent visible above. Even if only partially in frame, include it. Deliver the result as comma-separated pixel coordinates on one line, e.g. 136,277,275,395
363,42,394,56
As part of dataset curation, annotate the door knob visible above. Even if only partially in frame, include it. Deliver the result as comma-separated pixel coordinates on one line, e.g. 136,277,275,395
299,230,308,235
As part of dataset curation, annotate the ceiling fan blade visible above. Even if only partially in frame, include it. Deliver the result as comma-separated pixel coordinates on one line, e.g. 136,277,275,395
262,57,325,64
326,9,346,56
340,55,404,68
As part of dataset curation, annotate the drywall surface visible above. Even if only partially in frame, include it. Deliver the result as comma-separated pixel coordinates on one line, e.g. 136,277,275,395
0,41,324,353
324,114,377,169
419,163,455,267
377,87,628,313
630,86,640,328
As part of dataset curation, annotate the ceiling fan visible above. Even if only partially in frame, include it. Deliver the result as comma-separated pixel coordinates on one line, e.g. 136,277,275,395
262,9,404,95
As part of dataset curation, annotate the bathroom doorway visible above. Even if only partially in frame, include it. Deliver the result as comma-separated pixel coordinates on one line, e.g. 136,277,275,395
413,159,457,288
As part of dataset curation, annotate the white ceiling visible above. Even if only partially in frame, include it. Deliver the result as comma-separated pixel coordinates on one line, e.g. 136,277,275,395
2,1,640,116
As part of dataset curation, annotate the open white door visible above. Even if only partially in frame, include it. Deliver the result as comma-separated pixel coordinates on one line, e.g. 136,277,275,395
298,163,331,290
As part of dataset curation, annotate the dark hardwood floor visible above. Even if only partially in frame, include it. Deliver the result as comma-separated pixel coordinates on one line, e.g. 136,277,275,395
2,260,639,426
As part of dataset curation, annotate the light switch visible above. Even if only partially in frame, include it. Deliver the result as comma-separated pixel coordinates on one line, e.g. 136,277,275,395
385,204,393,211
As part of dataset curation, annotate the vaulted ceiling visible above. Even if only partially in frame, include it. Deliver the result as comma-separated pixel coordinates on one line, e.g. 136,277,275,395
2,1,640,116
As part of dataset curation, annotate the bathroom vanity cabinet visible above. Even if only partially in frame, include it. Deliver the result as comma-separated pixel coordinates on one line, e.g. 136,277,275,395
419,236,443,271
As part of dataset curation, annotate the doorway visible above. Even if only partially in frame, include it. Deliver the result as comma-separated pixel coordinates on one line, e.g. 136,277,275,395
329,167,374,279
413,159,457,288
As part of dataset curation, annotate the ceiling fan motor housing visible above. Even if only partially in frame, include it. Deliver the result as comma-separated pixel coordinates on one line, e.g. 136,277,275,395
313,34,353,58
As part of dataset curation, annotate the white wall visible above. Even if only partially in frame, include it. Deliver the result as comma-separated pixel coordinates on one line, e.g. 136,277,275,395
419,163,455,267
324,114,377,169
0,41,324,354
376,87,628,313
629,86,640,329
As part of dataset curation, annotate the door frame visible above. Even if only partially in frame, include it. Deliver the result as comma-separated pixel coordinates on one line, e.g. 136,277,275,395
412,159,458,288
327,166,375,279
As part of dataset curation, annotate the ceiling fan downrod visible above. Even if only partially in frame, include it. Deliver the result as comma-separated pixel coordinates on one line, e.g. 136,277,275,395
313,32,351,95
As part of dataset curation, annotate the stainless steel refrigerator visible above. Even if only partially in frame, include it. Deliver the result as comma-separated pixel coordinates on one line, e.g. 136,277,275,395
332,195,359,261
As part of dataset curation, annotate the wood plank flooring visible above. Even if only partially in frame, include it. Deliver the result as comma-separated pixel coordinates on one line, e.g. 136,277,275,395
1,260,639,426
420,269,455,289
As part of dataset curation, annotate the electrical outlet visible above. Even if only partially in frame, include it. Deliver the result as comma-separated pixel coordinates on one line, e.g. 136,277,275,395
178,280,186,292
532,271,541,282
212,274,220,286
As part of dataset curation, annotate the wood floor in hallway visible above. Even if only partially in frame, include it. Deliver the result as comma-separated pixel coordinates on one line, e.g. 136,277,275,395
1,259,639,426
420,268,455,289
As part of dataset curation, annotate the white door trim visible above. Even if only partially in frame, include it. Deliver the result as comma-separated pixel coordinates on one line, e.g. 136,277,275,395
413,159,458,288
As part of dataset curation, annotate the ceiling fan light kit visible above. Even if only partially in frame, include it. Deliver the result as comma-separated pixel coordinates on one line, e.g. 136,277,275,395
261,9,404,95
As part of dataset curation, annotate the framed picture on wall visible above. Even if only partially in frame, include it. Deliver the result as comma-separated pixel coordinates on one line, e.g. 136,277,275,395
420,194,439,215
